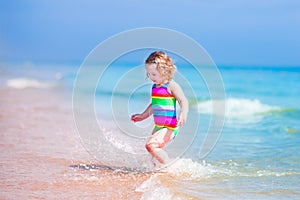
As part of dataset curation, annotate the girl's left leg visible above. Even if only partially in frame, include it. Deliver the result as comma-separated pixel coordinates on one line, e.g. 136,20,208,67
145,128,174,164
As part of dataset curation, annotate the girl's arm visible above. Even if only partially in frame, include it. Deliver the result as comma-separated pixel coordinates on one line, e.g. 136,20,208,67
131,103,153,122
169,80,189,126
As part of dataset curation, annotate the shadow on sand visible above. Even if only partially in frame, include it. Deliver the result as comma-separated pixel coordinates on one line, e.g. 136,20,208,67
69,164,153,174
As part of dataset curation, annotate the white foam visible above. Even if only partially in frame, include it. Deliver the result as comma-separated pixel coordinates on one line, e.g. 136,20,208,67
6,78,57,89
197,98,280,118
167,158,221,180
136,159,227,200
136,174,175,200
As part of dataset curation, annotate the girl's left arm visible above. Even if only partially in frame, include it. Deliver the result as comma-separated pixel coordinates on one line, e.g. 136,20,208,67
169,81,189,126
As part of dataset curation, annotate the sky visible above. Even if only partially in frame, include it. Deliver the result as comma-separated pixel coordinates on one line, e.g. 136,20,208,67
0,0,300,66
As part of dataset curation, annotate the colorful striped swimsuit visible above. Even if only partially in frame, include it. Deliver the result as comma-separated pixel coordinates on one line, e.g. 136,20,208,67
152,83,179,136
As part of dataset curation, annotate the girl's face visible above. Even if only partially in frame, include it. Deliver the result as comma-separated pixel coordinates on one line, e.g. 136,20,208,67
145,63,165,85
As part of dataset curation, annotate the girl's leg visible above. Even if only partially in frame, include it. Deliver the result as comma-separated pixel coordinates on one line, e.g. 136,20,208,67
145,128,174,164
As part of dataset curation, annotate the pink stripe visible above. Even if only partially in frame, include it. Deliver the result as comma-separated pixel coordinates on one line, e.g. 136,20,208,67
154,116,177,126
152,88,171,96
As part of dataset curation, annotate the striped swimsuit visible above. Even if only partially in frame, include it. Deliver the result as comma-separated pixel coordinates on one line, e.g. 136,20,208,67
152,83,179,137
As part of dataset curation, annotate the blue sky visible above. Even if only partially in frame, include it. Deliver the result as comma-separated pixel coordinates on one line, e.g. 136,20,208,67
0,0,299,66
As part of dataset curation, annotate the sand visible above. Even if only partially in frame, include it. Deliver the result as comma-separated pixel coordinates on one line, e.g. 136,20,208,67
0,88,150,199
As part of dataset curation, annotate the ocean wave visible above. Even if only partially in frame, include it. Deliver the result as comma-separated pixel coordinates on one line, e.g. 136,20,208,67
167,158,300,180
6,78,58,89
217,160,300,178
167,158,222,180
136,159,227,200
136,158,300,199
197,98,281,118
136,158,230,200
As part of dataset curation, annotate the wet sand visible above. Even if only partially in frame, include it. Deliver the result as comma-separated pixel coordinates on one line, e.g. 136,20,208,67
0,88,150,199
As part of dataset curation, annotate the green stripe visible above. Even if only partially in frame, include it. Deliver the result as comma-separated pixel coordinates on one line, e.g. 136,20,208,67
154,126,179,137
152,97,176,106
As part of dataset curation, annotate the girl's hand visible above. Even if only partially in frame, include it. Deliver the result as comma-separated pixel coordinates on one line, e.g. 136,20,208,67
131,104,153,123
177,112,187,126
131,114,144,122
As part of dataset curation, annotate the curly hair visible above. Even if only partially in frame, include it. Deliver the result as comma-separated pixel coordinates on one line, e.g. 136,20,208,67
145,51,176,82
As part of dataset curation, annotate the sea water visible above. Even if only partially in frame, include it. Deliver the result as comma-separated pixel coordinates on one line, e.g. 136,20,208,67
1,61,299,199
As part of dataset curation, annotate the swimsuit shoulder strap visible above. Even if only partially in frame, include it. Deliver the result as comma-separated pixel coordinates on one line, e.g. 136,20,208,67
163,82,169,88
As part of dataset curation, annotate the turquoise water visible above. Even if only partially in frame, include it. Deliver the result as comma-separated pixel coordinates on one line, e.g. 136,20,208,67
75,63,300,199
2,62,300,199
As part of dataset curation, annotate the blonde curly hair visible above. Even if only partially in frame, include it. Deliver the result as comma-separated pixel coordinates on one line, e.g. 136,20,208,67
145,51,176,82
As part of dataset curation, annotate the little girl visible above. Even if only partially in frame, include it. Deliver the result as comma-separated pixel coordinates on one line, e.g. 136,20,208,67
131,51,189,166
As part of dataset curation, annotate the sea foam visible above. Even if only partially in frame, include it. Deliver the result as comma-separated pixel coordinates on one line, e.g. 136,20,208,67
197,98,280,118
136,159,227,200
136,174,174,200
6,78,57,89
166,158,223,180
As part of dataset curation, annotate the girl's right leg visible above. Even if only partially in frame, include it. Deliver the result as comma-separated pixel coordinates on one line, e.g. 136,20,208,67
145,128,174,164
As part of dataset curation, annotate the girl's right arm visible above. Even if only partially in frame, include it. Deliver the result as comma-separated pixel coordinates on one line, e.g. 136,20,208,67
131,103,152,122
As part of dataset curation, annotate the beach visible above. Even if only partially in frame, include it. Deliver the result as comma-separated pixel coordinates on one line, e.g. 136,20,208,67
1,0,300,199
1,63,300,199
0,88,153,199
